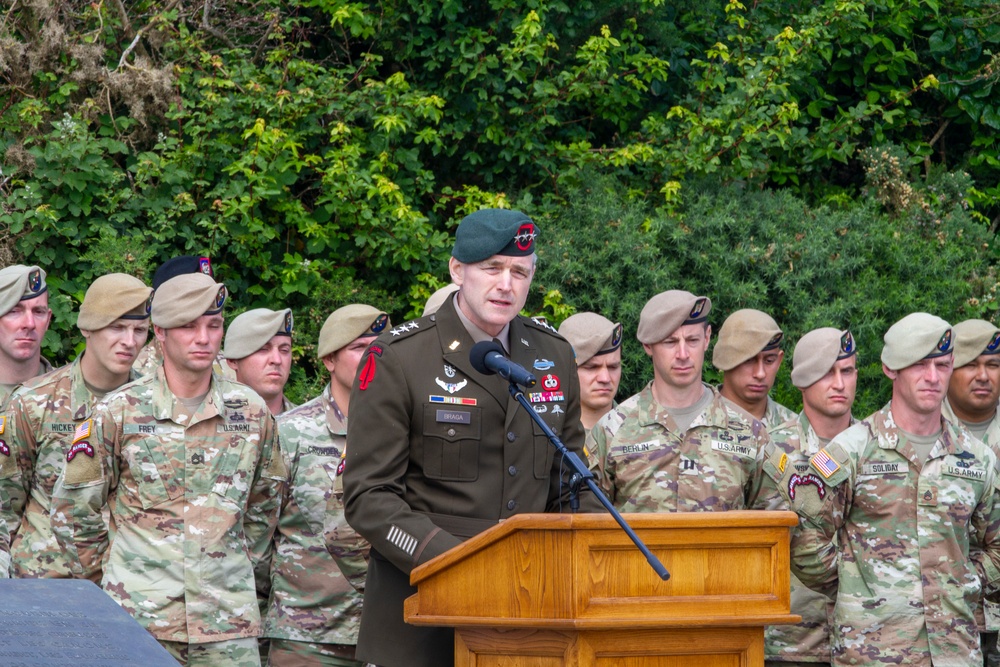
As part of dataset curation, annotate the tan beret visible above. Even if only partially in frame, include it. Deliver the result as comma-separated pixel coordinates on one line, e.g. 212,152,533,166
636,290,711,344
318,304,390,358
151,273,227,328
558,312,623,365
0,265,47,316
422,283,459,316
952,319,1000,368
881,312,952,371
77,274,152,331
791,328,856,388
713,309,784,371
224,308,293,359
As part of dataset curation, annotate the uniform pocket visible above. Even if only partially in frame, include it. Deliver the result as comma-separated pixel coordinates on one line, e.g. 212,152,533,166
422,404,481,481
122,440,176,509
531,419,557,479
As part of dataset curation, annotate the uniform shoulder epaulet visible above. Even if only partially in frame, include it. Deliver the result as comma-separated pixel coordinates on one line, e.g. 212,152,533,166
525,316,561,336
384,317,433,344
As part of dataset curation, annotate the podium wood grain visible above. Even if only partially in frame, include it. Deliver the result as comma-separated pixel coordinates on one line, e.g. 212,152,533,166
407,511,799,666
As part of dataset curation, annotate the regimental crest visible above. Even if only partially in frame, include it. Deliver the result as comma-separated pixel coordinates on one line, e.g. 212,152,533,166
215,286,228,309
371,313,389,334
610,323,623,349
27,269,42,294
689,297,707,320
283,310,294,334
444,364,456,378
987,331,1000,354
143,293,153,317
839,331,856,358
764,332,784,350
937,328,953,353
514,223,537,252
199,257,213,276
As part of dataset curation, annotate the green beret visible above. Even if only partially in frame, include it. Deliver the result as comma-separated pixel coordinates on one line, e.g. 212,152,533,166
952,319,1000,367
713,309,784,371
791,328,856,388
224,308,293,360
452,209,538,263
422,283,459,316
318,304,390,358
151,273,227,328
636,290,711,344
77,274,153,331
0,265,47,316
881,312,952,371
558,312,623,365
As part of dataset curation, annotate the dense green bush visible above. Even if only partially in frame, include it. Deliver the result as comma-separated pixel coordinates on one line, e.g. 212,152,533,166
535,166,997,417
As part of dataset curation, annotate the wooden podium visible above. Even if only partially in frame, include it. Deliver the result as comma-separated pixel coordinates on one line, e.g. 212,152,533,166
406,511,800,666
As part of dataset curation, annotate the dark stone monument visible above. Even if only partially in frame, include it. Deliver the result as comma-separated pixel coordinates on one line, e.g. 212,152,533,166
0,579,178,666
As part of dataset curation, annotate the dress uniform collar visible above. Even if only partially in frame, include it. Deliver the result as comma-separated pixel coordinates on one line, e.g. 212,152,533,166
451,293,511,353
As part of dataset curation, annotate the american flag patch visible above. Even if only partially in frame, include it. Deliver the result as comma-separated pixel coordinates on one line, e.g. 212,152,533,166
811,448,840,478
72,419,92,444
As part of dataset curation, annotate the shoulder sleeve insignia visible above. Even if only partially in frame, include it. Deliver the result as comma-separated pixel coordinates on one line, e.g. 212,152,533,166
72,419,92,444
0,415,6,436
810,448,841,478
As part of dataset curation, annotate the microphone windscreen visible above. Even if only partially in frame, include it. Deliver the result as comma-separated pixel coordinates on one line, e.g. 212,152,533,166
469,340,504,375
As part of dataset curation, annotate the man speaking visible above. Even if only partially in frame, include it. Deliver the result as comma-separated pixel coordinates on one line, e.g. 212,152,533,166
344,209,596,666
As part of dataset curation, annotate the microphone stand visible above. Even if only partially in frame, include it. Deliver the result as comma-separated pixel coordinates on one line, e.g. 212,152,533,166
508,382,670,581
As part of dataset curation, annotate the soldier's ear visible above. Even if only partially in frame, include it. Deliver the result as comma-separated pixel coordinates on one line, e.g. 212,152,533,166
322,353,336,373
154,325,167,343
448,257,464,286
882,363,896,380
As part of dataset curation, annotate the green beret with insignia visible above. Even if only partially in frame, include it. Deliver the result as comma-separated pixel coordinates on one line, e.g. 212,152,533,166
0,265,47,317
952,319,1000,368
713,309,783,371
881,312,952,371
422,283,459,316
791,328,856,388
77,273,153,331
636,290,711,344
151,273,227,328
558,312,623,365
318,304,390,358
451,209,538,264
224,308,293,360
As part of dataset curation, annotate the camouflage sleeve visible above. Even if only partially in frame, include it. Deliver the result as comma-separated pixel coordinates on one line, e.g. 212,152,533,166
324,518,370,595
588,414,616,503
49,410,115,582
970,457,1000,596
245,413,286,597
746,429,787,510
0,398,34,576
784,443,852,598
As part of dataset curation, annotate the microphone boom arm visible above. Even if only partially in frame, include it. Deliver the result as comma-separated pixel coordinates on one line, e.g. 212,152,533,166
508,383,670,581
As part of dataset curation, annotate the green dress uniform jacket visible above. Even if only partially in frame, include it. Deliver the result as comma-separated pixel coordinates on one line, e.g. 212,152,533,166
0,357,138,578
51,368,286,644
343,297,597,667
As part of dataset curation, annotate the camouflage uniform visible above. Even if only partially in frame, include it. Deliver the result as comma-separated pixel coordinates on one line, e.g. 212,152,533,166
0,357,54,405
264,384,367,663
50,367,286,646
789,404,1000,665
0,357,138,578
943,397,1000,664
589,382,776,511
764,412,840,665
764,396,797,431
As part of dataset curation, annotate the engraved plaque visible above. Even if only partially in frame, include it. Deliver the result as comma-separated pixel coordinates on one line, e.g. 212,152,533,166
0,579,178,666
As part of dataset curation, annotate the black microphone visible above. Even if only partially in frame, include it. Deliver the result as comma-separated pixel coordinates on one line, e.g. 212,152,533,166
469,340,537,388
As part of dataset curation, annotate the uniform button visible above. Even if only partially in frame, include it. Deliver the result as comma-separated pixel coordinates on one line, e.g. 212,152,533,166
508,465,517,476
447,428,456,437
507,432,516,442
507,500,516,510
